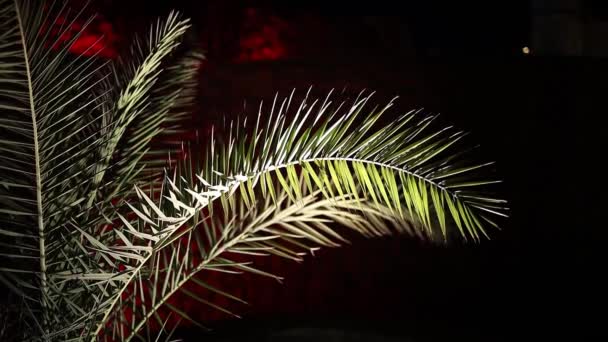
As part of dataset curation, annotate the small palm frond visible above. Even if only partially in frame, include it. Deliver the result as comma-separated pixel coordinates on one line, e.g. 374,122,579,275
87,11,191,206
104,38,204,199
100,170,408,341
199,90,508,241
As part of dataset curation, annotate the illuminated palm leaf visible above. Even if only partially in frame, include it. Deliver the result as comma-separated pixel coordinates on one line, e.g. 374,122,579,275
102,169,411,341
201,90,508,241
99,91,507,340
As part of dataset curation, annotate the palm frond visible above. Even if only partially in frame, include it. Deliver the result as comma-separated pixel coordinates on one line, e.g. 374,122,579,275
89,89,507,340
200,90,508,241
86,11,191,206
0,0,111,337
100,169,409,341
105,40,204,201
89,169,239,340
0,3,195,340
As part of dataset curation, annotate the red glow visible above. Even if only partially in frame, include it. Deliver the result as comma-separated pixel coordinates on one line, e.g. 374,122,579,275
236,8,289,62
70,20,118,58
48,15,118,58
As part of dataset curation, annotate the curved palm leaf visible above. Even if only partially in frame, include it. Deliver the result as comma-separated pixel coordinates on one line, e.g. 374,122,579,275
202,90,508,241
87,11,192,206
101,168,410,341
99,29,203,200
98,91,507,339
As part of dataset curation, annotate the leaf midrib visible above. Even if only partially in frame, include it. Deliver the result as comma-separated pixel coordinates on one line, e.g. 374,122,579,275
259,157,449,193
14,0,48,328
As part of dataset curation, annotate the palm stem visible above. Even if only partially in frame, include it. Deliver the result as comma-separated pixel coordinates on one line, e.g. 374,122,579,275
14,0,48,333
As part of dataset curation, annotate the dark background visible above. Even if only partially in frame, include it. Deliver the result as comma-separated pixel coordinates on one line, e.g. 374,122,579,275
21,0,608,340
